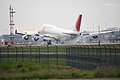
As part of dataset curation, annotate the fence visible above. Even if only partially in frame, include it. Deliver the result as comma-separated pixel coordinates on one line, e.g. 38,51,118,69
0,45,66,66
0,44,120,70
66,44,120,70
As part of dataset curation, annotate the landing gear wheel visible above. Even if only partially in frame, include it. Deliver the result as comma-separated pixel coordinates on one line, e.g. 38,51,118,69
47,40,51,45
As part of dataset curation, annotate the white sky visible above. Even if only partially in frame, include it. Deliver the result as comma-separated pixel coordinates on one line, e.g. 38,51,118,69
0,0,120,34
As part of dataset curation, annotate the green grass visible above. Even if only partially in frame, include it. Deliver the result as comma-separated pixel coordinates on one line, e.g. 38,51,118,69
0,62,120,79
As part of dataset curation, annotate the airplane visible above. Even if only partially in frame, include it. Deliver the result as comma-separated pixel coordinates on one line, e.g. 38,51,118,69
15,14,82,44
88,27,119,40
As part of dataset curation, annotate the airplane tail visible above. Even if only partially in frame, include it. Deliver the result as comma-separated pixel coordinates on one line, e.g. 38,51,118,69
75,14,82,32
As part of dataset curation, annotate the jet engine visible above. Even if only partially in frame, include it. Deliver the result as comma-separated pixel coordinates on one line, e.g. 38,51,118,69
92,35,98,39
22,35,29,40
32,34,39,41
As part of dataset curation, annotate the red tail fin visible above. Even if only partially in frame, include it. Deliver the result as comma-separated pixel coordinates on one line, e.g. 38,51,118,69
75,14,82,32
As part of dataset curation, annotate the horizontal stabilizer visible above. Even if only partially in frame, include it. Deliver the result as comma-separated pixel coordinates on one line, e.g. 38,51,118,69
15,30,30,35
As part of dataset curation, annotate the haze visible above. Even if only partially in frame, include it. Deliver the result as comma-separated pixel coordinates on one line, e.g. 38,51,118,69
0,0,120,34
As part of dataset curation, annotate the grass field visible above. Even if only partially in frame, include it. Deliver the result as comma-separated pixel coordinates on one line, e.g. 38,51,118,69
0,62,120,79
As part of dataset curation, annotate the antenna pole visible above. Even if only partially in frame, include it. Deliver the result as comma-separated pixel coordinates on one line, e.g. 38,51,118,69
9,5,15,45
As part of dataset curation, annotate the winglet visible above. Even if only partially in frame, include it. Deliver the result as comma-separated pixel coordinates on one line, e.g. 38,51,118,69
75,14,82,32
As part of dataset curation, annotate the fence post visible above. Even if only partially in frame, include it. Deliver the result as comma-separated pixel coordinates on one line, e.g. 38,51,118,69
80,45,83,69
91,45,95,69
66,45,68,66
71,45,74,67
75,45,77,68
21,46,23,62
38,46,40,63
118,44,120,68
103,45,107,67
7,47,9,62
0,47,1,62
46,45,49,66
47,45,50,78
15,47,17,62
96,45,99,68
99,45,102,71
29,46,32,62
83,45,86,70
69,45,72,66
113,45,117,68
76,45,79,68
35,47,37,62
55,45,58,65
67,45,70,66
107,45,111,66
86,45,90,70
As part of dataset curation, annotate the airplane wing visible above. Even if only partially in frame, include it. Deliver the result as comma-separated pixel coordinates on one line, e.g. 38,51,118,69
43,34,57,39
63,33,78,35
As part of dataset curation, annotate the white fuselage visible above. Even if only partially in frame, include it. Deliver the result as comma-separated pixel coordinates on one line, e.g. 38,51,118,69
38,24,79,39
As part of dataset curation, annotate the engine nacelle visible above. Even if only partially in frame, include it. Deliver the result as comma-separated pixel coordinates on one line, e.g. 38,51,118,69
43,37,51,41
32,35,39,41
92,35,98,39
22,35,29,40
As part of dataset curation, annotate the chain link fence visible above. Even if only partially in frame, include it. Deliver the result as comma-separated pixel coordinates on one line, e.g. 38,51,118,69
0,44,120,70
0,45,66,66
66,44,120,70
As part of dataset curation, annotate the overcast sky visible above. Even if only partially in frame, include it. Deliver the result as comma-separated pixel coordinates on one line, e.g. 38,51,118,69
0,0,120,34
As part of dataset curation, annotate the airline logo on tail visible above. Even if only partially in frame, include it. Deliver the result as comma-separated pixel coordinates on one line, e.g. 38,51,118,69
75,14,82,32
